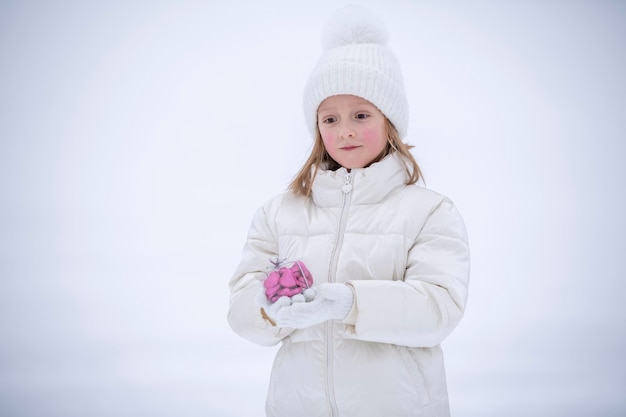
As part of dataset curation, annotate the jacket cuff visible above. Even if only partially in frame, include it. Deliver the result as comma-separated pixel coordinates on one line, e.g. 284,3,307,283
342,282,358,325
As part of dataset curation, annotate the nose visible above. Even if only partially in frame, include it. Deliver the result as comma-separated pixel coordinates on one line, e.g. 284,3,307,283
339,123,355,139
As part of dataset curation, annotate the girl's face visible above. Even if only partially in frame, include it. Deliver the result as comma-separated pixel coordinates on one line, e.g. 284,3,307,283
317,95,387,170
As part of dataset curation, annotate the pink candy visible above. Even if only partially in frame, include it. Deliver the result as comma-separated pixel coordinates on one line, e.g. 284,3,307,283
264,260,314,303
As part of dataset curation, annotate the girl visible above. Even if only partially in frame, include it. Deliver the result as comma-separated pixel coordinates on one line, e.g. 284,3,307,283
228,6,470,417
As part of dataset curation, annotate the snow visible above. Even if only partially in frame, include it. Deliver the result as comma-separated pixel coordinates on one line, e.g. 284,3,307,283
1,0,625,416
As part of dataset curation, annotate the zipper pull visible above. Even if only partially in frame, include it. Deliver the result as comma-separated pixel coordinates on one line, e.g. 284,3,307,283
341,172,353,193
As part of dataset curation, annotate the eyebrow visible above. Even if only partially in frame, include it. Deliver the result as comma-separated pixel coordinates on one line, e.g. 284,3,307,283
317,105,335,114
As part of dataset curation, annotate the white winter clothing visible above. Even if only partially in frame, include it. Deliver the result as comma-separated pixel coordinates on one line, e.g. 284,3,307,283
228,153,470,417
277,283,355,328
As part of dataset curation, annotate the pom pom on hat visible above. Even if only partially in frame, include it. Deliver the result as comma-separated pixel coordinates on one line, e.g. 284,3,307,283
303,5,409,139
321,5,389,49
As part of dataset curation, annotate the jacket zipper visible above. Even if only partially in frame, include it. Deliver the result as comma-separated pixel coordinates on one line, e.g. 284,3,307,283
325,171,353,417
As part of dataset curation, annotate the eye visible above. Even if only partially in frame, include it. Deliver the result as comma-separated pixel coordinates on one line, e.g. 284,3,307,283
321,116,337,124
355,113,369,120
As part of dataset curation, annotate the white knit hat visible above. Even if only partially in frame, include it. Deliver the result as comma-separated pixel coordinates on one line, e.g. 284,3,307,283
303,5,409,138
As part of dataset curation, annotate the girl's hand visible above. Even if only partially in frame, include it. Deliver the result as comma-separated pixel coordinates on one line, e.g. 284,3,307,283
255,287,316,326
276,283,354,329
256,287,292,326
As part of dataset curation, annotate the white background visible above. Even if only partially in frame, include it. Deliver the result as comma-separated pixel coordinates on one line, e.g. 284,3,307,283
1,1,624,416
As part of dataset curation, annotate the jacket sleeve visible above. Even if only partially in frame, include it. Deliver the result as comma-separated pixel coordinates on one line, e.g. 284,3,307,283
344,198,470,348
227,202,295,346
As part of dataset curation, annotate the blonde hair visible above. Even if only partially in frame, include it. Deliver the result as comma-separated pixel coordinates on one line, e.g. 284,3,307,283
288,118,422,197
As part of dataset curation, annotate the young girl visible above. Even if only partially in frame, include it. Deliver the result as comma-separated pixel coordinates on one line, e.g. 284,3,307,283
228,6,470,417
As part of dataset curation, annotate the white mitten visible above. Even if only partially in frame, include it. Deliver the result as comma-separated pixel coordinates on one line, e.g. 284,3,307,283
276,283,354,329
255,287,317,325
255,288,291,325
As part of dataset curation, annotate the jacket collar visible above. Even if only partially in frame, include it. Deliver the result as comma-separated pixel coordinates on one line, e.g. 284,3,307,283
311,153,409,208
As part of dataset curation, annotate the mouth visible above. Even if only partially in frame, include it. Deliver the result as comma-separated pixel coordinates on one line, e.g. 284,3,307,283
341,145,360,151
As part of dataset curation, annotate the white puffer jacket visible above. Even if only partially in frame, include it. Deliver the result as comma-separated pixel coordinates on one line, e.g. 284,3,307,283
228,153,470,417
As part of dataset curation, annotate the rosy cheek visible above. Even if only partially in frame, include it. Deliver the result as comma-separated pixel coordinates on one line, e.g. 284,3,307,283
360,127,381,143
320,130,337,146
